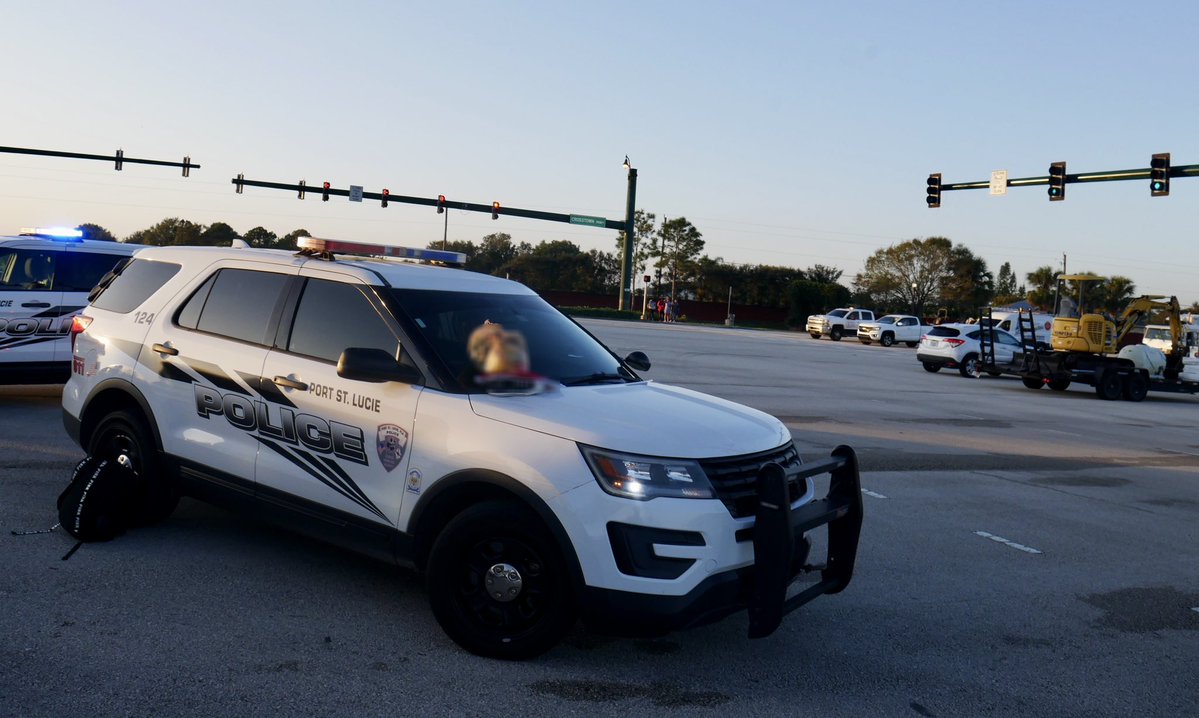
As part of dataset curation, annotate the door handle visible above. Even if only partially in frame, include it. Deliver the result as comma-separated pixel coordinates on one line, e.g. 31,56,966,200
273,375,309,391
21,301,51,308
151,343,179,356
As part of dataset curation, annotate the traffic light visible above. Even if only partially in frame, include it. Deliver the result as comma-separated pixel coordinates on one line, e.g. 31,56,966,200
437,195,445,214
322,181,331,202
381,188,389,207
1048,162,1066,201
925,173,941,208
491,201,500,220
1150,153,1170,197
298,180,306,200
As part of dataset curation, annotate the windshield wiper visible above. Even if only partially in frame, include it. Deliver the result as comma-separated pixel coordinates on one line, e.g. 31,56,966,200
562,372,629,387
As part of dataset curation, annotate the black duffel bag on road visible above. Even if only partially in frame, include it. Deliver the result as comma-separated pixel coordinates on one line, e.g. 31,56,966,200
57,456,138,542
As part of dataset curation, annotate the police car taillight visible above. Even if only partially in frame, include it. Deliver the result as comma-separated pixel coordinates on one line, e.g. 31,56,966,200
296,236,466,266
70,315,93,351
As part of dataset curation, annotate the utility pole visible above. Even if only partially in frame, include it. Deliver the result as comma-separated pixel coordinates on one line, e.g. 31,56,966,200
619,157,637,311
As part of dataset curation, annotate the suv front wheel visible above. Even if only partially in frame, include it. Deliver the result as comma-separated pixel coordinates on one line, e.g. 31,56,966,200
426,500,576,660
87,409,178,525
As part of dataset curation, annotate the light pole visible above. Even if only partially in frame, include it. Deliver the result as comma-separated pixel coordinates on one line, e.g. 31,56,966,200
619,156,637,311
911,282,918,315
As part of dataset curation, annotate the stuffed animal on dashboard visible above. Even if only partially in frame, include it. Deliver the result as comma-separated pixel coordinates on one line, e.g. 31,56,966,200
467,321,531,377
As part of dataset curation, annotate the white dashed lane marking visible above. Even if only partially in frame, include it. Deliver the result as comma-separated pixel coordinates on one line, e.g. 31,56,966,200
861,489,888,499
974,531,1042,554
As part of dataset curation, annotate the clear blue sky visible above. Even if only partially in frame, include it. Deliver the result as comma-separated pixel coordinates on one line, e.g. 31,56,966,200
3,1,1197,301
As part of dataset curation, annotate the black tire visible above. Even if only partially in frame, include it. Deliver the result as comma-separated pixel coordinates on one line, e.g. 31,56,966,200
809,333,821,340
906,341,919,348
958,353,980,377
1048,376,1070,391
922,362,941,373
829,326,843,341
426,500,576,660
1122,372,1149,402
87,409,177,526
1095,371,1122,401
1022,376,1044,390
880,333,895,347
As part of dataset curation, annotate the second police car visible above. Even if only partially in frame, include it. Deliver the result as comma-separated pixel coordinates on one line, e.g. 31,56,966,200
1,227,141,383
62,236,863,659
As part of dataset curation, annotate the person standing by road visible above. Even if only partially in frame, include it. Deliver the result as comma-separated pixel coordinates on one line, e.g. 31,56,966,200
656,297,665,321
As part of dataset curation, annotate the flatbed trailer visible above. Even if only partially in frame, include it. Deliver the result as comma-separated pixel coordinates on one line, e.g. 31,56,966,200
979,308,1199,401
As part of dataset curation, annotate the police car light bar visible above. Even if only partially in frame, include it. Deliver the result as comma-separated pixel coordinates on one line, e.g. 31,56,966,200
297,236,467,265
19,226,84,240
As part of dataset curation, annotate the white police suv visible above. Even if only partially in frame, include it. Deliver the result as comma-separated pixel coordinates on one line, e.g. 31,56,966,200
62,236,863,659
1,227,142,383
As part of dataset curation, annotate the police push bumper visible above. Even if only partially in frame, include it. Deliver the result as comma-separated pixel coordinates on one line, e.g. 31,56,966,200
748,445,862,638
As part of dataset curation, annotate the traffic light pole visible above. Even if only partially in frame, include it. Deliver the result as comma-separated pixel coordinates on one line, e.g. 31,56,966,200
927,158,1199,206
1,145,199,176
619,165,637,311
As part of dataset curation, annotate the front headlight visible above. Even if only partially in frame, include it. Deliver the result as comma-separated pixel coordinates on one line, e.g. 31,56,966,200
579,445,715,500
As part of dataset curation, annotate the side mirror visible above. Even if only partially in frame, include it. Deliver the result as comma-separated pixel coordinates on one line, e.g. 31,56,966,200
337,347,424,384
624,351,651,372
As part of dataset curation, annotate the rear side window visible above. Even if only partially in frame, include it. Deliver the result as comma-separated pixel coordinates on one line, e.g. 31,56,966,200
928,327,961,337
286,279,398,363
179,268,290,345
90,259,181,313
58,251,133,293
0,248,57,290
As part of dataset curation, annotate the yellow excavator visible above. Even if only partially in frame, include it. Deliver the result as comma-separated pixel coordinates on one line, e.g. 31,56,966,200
1012,275,1191,401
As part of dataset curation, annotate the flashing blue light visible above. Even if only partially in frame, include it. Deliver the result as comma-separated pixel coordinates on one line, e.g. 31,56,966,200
20,226,85,240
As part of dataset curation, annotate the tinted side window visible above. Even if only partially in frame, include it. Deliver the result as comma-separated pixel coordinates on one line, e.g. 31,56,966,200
287,279,397,363
193,269,290,345
58,252,131,293
175,273,217,329
0,249,56,290
91,259,182,313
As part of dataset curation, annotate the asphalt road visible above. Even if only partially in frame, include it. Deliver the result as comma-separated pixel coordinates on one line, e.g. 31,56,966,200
1,319,1196,717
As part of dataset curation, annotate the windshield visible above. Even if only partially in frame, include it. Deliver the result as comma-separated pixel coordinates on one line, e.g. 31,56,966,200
877,316,896,325
1144,327,1171,341
389,288,628,390
827,309,848,318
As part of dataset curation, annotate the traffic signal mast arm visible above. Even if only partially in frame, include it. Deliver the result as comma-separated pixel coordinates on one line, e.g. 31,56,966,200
230,176,626,230
929,160,1199,197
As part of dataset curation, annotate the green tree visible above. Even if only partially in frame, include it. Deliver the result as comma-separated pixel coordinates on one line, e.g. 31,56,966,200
615,209,658,285
657,216,704,299
1026,266,1058,310
125,217,204,246
199,222,239,246
472,233,524,275
941,244,994,317
853,237,954,316
242,226,278,249
805,264,843,284
1098,276,1136,314
994,262,1019,304
77,223,116,242
500,240,615,292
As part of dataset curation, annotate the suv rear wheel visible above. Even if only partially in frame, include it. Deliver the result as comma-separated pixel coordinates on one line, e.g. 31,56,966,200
87,409,178,525
426,500,576,660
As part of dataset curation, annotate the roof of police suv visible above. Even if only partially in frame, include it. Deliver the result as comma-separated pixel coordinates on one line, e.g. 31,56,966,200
132,243,534,294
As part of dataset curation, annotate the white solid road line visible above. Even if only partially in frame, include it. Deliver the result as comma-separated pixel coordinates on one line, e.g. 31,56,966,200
861,489,888,499
974,530,1043,554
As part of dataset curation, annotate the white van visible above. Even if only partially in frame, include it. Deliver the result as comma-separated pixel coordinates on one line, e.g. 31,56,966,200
0,228,142,383
984,310,1055,341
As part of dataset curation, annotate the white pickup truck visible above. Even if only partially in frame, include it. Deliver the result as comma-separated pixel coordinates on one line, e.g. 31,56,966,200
806,308,876,341
856,314,928,347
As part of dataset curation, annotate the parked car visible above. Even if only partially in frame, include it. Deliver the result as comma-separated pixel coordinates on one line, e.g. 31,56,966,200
916,323,1025,377
856,314,927,347
806,308,875,341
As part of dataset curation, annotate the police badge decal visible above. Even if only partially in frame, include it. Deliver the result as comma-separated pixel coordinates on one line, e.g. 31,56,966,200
376,424,409,472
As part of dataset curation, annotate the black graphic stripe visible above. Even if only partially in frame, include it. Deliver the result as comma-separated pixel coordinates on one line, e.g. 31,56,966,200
292,448,379,517
257,437,388,523
188,359,246,394
0,336,60,351
252,375,298,409
318,455,375,508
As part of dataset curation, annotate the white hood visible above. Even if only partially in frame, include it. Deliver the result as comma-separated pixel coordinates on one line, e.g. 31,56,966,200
468,381,790,458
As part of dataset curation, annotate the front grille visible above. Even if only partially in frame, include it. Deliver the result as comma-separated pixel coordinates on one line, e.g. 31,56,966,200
699,442,804,518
